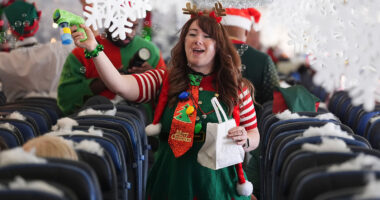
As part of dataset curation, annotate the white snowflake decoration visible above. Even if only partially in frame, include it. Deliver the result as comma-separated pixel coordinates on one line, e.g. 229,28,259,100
130,0,152,18
83,0,152,40
263,0,380,111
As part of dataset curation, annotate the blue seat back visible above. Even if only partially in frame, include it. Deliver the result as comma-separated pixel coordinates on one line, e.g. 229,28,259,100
74,115,143,200
367,118,380,149
62,135,128,200
0,161,102,200
0,127,22,148
0,106,50,133
289,169,380,200
357,111,380,136
0,119,37,142
73,121,137,200
77,150,118,200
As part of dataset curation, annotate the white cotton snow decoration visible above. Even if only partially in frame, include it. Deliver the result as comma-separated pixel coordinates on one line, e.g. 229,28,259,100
298,123,354,140
110,95,125,104
8,176,64,197
262,0,380,111
47,129,87,136
63,138,75,150
77,107,116,116
51,117,78,131
25,92,57,99
78,108,103,116
84,0,152,40
318,102,328,110
103,106,117,116
0,123,15,131
0,148,47,167
279,81,291,88
355,174,380,199
302,137,351,153
315,113,339,121
75,140,104,157
275,109,336,120
7,111,26,121
47,126,103,137
87,126,103,137
328,154,380,172
275,110,307,120
370,115,380,123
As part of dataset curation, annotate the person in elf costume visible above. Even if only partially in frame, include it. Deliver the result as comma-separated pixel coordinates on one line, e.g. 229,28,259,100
57,13,166,116
70,2,260,199
222,9,280,199
221,8,280,106
0,0,74,102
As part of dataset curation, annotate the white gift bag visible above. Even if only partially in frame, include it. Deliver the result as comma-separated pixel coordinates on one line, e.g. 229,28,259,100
197,97,245,170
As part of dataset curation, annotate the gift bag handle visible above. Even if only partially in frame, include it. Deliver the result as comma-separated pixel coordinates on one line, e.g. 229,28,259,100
211,97,228,123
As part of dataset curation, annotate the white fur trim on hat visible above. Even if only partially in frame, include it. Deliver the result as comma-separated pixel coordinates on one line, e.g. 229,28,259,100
221,15,252,31
145,123,161,136
236,180,253,196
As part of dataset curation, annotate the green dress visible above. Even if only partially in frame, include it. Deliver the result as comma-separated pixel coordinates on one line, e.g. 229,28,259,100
146,74,250,200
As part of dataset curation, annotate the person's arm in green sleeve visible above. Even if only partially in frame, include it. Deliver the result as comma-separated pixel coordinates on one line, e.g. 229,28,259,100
57,53,95,115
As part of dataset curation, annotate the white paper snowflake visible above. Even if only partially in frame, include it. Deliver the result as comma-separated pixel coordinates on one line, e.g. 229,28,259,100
83,0,152,40
262,0,380,111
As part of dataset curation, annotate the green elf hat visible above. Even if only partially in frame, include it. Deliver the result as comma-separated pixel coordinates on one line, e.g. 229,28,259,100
3,0,41,41
272,85,321,113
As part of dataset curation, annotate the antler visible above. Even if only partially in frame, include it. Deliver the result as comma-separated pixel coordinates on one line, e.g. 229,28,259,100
213,2,226,17
182,2,199,16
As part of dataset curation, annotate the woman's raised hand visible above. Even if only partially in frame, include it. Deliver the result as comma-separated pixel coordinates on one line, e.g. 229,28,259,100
70,24,98,51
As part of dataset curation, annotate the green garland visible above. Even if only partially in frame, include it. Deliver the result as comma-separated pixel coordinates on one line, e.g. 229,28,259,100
84,44,104,59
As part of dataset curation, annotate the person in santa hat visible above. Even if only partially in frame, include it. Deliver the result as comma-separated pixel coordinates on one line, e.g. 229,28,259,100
70,2,260,199
221,8,280,199
221,8,280,106
0,0,74,102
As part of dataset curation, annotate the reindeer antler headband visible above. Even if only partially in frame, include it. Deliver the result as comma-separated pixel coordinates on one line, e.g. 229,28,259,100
182,2,226,23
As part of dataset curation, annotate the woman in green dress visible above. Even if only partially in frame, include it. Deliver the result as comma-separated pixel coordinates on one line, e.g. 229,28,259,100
70,3,260,200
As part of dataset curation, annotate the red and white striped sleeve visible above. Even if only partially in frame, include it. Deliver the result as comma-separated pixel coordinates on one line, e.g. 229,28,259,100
239,88,257,130
131,69,166,103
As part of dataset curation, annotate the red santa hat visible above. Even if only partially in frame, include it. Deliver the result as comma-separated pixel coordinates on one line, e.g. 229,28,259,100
221,8,261,31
